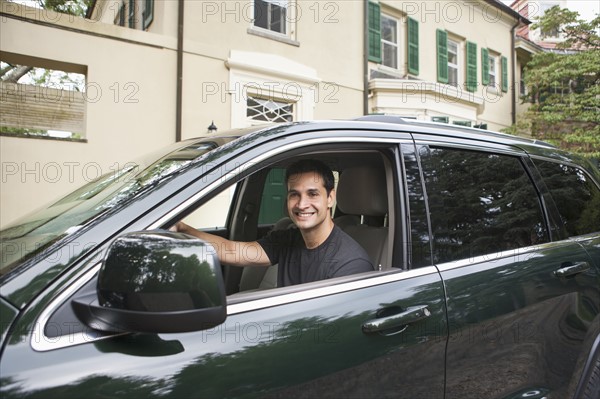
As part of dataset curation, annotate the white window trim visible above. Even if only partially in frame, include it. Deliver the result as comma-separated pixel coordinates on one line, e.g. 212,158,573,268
226,50,321,128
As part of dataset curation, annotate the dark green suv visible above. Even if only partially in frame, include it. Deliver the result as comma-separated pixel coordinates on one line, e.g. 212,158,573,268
1,117,599,398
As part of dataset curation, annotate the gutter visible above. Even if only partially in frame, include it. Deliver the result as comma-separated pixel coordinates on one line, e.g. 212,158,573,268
176,0,184,142
363,0,369,116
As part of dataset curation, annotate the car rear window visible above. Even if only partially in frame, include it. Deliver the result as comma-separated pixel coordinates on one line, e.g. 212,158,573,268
533,160,600,237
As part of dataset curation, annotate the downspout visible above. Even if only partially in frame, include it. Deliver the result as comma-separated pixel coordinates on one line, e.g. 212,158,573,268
363,0,369,116
510,17,523,126
175,0,184,142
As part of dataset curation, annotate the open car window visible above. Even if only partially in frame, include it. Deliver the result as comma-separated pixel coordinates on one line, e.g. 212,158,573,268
173,146,401,297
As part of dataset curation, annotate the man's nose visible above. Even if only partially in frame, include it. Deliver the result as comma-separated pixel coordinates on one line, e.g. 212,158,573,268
296,194,309,208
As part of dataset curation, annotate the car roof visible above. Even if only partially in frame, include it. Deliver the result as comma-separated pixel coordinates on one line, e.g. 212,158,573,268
199,116,559,155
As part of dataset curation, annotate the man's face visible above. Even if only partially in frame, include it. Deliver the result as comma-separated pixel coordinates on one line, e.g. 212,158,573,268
286,171,335,232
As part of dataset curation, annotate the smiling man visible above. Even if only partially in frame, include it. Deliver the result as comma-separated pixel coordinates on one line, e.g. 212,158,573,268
174,159,374,287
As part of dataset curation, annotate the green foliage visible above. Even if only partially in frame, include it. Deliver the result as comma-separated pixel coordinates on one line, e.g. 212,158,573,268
507,7,600,159
38,0,93,16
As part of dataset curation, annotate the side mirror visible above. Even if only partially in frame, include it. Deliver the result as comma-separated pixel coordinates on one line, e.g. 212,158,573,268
72,230,226,333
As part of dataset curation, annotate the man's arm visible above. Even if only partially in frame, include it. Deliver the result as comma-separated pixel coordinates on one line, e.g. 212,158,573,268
173,221,271,267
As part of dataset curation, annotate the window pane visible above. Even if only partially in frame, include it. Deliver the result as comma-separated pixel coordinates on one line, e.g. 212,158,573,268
420,147,548,263
381,16,397,42
270,3,286,34
534,160,600,237
381,15,397,69
382,43,398,69
254,0,269,30
447,41,458,64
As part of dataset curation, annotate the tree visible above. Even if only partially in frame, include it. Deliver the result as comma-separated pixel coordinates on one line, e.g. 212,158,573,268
506,7,600,159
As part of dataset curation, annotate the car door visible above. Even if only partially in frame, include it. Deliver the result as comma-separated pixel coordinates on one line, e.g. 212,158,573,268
0,131,448,398
411,138,600,399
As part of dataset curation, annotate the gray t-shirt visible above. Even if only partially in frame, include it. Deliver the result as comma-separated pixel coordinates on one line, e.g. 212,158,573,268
257,225,374,287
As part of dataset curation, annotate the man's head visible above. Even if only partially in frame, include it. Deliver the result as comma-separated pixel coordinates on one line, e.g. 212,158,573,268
285,159,335,234
285,159,334,195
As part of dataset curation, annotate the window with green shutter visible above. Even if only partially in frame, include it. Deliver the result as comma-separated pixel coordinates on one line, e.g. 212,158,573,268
368,2,382,63
466,41,477,92
436,29,448,83
432,116,449,123
481,48,490,86
501,56,508,92
407,17,419,75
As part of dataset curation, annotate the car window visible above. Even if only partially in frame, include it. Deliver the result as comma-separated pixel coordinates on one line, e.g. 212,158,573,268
183,184,237,230
533,160,600,237
418,146,549,264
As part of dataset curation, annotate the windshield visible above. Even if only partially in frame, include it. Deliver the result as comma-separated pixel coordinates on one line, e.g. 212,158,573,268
0,141,217,275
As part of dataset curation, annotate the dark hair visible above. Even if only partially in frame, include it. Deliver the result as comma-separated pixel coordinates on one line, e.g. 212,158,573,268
285,159,335,194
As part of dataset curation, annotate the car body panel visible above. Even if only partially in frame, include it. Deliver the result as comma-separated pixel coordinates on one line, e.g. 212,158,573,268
1,268,447,398
441,241,599,398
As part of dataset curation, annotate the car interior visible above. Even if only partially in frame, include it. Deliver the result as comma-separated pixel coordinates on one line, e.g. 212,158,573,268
180,147,399,297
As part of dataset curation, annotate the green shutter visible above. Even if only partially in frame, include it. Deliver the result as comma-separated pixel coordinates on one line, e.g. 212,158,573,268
432,116,449,123
128,0,135,28
407,17,419,75
466,41,477,93
368,2,381,63
143,0,154,30
501,55,508,92
481,47,490,85
436,29,448,83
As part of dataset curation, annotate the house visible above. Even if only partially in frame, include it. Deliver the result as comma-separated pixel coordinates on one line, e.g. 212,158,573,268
0,0,527,228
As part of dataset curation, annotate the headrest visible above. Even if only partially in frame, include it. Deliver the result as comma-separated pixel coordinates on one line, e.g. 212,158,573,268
336,167,388,216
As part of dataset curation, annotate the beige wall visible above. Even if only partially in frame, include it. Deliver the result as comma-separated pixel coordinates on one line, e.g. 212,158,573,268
0,0,366,228
1,1,177,227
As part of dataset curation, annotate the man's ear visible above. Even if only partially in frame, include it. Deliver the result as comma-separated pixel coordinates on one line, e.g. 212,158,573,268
328,188,336,209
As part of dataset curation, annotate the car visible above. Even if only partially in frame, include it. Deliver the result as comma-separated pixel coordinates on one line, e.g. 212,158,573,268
1,116,599,399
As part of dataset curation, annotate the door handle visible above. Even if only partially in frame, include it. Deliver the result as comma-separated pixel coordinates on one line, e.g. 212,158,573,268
553,262,590,278
362,305,431,334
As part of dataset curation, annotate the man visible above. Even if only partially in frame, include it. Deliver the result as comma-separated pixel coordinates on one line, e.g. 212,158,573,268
174,159,374,287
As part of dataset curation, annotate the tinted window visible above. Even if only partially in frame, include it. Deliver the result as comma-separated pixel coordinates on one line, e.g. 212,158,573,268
419,147,548,264
534,160,600,237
